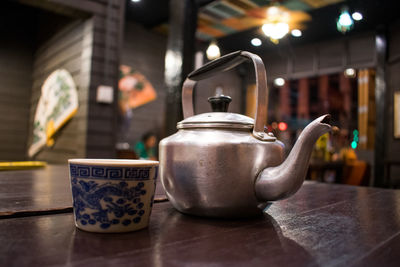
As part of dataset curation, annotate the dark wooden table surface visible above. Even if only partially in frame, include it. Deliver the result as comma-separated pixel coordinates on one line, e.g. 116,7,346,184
1,165,400,266
0,165,166,218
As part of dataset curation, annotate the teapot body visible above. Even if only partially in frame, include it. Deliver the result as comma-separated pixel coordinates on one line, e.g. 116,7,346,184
158,51,331,218
159,127,284,218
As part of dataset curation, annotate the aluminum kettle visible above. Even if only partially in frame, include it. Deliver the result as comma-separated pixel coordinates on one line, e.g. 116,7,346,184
159,51,331,218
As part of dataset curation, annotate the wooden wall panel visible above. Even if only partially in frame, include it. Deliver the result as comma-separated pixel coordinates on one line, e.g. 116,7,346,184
292,46,315,75
34,21,85,65
0,30,33,160
262,55,288,78
318,41,345,70
28,19,93,163
265,32,376,80
349,34,376,66
49,0,109,16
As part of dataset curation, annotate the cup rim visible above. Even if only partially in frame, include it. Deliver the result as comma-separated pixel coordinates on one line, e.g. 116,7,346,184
68,159,159,166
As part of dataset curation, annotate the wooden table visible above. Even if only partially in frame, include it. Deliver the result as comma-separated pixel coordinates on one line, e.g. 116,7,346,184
1,165,400,266
0,165,167,218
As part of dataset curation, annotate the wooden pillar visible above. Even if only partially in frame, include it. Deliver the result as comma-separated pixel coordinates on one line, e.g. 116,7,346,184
318,75,329,114
358,69,367,149
339,74,351,115
358,69,376,150
164,0,197,136
297,78,309,120
339,73,352,130
279,80,291,120
374,32,388,187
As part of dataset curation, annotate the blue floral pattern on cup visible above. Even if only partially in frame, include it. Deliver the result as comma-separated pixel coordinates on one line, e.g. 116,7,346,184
70,164,157,230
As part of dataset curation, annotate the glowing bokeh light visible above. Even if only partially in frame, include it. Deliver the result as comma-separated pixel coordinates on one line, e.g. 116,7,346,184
274,78,285,87
206,42,221,60
251,38,262,46
278,122,288,131
291,29,302,37
352,12,363,21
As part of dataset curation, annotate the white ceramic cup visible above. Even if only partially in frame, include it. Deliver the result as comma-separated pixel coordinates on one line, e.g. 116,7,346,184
68,159,159,233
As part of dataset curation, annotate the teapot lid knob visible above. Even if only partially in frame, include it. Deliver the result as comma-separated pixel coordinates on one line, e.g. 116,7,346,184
208,95,232,112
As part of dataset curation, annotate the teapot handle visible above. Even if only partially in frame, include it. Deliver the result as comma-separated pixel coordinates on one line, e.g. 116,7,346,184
182,51,270,140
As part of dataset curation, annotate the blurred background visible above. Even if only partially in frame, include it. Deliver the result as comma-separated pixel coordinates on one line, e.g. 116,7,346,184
1,0,399,188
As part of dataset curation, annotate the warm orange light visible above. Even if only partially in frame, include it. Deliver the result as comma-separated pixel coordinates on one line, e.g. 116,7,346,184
278,122,288,131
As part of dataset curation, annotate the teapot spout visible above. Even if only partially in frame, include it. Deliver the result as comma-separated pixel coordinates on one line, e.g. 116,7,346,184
255,115,331,201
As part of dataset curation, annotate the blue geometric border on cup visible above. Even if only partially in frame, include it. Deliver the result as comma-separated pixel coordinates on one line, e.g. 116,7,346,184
70,165,157,181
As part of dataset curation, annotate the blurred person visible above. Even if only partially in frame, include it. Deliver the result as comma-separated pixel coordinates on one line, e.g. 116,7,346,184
332,128,357,163
134,132,157,160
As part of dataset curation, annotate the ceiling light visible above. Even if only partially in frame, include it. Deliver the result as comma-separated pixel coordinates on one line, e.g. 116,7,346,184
344,68,356,78
337,8,354,33
291,29,302,37
274,78,285,87
251,38,262,46
267,6,279,17
131,0,141,2
339,11,353,26
352,12,363,21
262,23,289,44
206,41,220,60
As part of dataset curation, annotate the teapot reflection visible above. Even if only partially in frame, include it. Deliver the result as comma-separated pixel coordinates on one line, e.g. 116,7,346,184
69,208,318,266
151,209,318,266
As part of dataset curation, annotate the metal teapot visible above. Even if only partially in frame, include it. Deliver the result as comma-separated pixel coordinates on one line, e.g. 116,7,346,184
159,51,331,218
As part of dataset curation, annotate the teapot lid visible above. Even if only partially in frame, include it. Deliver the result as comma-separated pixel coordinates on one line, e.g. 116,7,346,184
177,112,254,130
